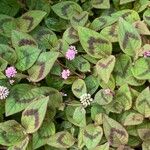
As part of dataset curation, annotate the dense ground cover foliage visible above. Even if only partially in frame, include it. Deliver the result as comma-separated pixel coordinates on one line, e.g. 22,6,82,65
0,0,150,149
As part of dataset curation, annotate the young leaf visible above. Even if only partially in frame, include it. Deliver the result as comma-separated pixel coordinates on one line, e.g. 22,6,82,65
94,89,113,105
72,79,87,98
47,131,75,148
78,26,112,59
15,46,41,71
103,115,129,147
136,87,150,118
83,124,103,149
51,1,82,20
0,120,26,146
96,55,116,83
28,51,59,82
118,18,141,56
17,10,47,32
21,96,49,133
11,30,37,49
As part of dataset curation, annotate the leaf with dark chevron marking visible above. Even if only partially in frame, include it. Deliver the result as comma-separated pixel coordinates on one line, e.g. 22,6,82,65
15,46,41,71
21,96,49,133
72,79,87,98
143,9,150,26
28,51,59,82
0,120,26,146
91,0,110,9
131,57,150,80
47,131,75,148
96,55,116,83
17,10,46,32
11,30,37,49
136,87,150,118
52,1,82,20
78,26,112,59
90,16,116,31
83,124,103,149
63,27,79,44
103,115,128,147
70,11,88,28
8,136,29,150
118,18,141,56
94,89,113,105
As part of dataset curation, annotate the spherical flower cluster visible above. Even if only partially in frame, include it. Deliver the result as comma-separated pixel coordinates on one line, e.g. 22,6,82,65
143,51,150,58
61,69,70,80
103,88,114,96
0,86,9,100
65,46,77,60
5,66,17,78
80,93,93,108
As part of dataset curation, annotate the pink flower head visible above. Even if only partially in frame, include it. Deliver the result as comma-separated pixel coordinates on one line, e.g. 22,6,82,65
9,79,15,85
0,86,9,100
143,51,150,58
5,66,17,78
61,69,70,80
103,88,114,96
65,45,77,60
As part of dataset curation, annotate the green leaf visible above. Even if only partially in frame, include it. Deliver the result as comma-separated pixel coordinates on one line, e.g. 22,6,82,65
66,105,86,127
11,30,37,50
47,131,75,148
132,58,150,80
70,11,88,28
63,27,79,45
143,8,150,26
0,44,17,64
96,55,116,83
21,96,49,133
138,129,150,141
15,46,41,71
142,141,150,150
94,89,113,105
121,110,144,126
8,137,29,150
103,115,129,147
17,10,47,32
120,0,135,5
5,84,34,116
72,79,87,98
0,14,16,37
115,84,132,110
73,107,86,127
90,16,116,31
83,124,103,149
33,121,55,149
78,26,112,59
51,1,82,20
92,142,109,150
118,18,141,56
0,57,8,71
135,87,150,118
28,51,59,82
0,120,26,146
91,0,110,9
0,0,20,16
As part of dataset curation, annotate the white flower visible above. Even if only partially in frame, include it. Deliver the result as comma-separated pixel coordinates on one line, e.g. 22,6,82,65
80,93,93,108
0,86,9,100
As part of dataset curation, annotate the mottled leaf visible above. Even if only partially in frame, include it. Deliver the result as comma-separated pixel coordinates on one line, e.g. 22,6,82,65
83,124,103,149
91,0,110,9
28,51,59,82
78,26,112,58
103,115,129,147
21,96,49,133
